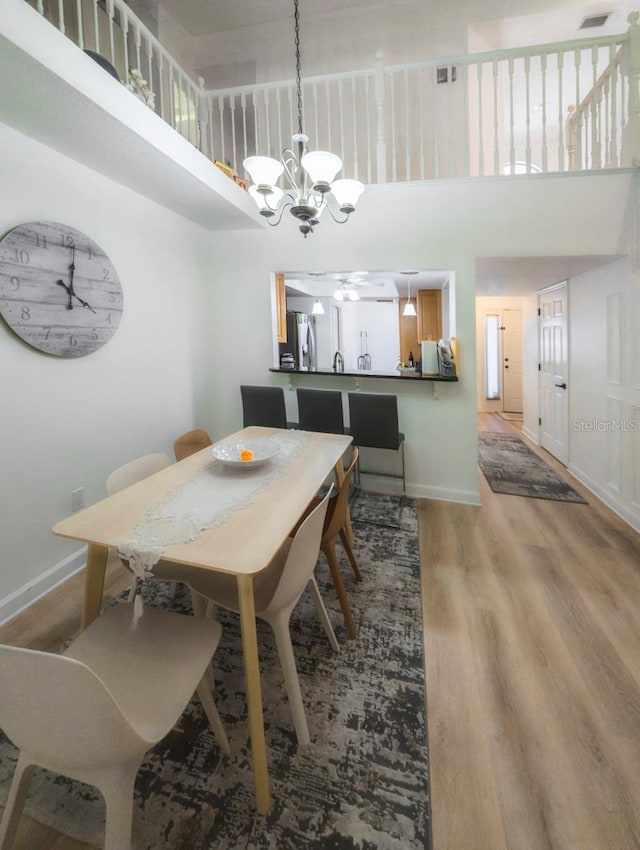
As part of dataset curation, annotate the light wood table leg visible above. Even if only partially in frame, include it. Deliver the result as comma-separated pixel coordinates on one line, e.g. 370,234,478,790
81,544,109,630
237,574,271,814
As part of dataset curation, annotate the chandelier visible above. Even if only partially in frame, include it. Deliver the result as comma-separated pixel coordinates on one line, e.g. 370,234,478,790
242,0,365,237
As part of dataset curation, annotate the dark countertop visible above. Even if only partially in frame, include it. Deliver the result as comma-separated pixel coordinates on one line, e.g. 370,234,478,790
269,367,458,382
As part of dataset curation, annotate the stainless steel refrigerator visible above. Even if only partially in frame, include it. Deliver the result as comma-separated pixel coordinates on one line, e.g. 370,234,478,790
279,311,317,370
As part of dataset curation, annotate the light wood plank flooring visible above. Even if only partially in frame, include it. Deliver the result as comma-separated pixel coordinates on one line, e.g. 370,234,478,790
2,414,640,849
421,413,640,850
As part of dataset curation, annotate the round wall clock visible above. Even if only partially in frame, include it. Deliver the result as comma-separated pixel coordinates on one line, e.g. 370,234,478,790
0,221,124,357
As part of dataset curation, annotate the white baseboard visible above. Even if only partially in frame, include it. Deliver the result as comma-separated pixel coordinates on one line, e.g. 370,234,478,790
0,547,87,627
567,464,640,534
360,473,481,505
521,425,539,444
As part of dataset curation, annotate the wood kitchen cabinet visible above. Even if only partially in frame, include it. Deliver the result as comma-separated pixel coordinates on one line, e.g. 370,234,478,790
417,289,442,342
398,300,419,366
275,272,287,343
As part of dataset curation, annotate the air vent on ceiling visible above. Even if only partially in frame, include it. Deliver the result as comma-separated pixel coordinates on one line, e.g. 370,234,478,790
580,13,610,29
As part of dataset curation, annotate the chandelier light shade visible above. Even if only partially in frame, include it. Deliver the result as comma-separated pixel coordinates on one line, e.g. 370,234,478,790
242,0,364,237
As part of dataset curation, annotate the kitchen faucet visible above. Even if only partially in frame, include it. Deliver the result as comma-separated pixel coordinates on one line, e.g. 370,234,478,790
332,350,344,373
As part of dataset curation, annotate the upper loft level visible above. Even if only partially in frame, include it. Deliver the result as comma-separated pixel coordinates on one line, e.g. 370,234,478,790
4,0,640,229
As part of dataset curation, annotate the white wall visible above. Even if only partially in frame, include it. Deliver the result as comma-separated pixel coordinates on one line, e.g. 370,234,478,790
196,171,632,509
0,121,214,614
568,256,640,530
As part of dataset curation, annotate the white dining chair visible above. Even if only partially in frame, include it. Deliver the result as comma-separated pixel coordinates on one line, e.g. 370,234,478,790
106,453,178,602
0,603,229,850
174,488,336,746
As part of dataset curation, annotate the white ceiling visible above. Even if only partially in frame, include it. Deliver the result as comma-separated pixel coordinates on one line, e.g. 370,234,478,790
141,0,637,44
151,0,403,37
475,255,622,295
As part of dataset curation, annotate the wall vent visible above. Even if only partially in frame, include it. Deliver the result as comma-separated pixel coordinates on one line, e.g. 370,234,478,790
580,13,610,29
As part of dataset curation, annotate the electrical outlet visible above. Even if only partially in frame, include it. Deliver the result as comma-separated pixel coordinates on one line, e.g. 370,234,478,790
71,487,85,512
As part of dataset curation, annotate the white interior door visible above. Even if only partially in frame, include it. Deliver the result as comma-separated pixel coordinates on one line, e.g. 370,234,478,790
539,282,569,464
502,308,523,413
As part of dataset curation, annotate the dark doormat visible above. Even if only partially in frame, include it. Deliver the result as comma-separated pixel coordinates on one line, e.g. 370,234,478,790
478,432,587,503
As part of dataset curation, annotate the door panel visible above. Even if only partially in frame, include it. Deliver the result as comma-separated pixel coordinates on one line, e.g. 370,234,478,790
502,308,523,413
539,283,568,464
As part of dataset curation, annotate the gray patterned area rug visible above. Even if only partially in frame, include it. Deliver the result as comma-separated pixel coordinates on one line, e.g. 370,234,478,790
478,432,587,503
0,497,429,850
350,493,414,531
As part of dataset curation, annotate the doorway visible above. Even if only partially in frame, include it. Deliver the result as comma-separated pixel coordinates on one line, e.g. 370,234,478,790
502,308,523,413
538,281,569,464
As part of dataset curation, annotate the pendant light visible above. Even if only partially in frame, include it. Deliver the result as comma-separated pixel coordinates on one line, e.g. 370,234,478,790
312,298,325,315
402,271,418,316
242,0,364,237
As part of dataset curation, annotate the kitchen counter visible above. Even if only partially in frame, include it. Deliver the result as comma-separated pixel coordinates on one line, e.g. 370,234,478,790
269,367,458,382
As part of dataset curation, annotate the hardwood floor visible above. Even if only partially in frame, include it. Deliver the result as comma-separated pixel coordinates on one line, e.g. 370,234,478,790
2,416,640,849
421,413,640,850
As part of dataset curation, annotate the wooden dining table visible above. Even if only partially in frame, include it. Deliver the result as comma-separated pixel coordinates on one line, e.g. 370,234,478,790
52,425,352,814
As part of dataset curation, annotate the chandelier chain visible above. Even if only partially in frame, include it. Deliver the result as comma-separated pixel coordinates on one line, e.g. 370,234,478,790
294,0,303,135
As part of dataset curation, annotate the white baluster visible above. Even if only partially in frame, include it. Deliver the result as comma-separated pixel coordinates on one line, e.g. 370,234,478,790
557,50,565,171
107,0,115,67
36,0,44,14
447,63,455,176
610,44,619,168
253,93,259,155
134,24,141,73
325,80,332,154
508,56,515,174
477,61,484,177
241,92,248,163
462,62,469,177
524,53,531,172
365,74,372,183
541,52,548,172
287,85,293,140
121,9,129,83
157,53,165,122
492,59,499,175
418,67,425,179
338,78,345,168
566,104,577,171
218,96,226,163
168,65,175,131
230,92,237,172
574,47,582,163
92,0,99,55
432,65,439,179
390,70,397,182
604,74,611,168
623,11,640,166
264,88,271,158
351,76,359,181
275,88,282,158
403,69,410,180
57,0,65,34
312,81,319,145
590,46,600,169
75,0,84,49
374,51,387,183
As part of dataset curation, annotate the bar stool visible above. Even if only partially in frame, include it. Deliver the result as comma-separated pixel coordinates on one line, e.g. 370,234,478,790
347,392,406,497
296,388,346,435
241,385,295,429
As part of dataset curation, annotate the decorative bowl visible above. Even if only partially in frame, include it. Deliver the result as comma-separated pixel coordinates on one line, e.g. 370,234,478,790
211,438,281,468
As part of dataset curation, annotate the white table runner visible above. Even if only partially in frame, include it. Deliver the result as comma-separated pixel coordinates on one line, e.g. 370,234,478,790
118,430,310,581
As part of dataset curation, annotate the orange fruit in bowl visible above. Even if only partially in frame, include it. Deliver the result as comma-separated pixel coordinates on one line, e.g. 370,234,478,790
240,448,254,462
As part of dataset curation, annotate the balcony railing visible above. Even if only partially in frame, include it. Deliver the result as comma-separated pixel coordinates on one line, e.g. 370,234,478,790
25,0,640,184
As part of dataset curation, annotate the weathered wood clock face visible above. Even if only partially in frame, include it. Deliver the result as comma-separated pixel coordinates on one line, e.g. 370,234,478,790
0,221,123,357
